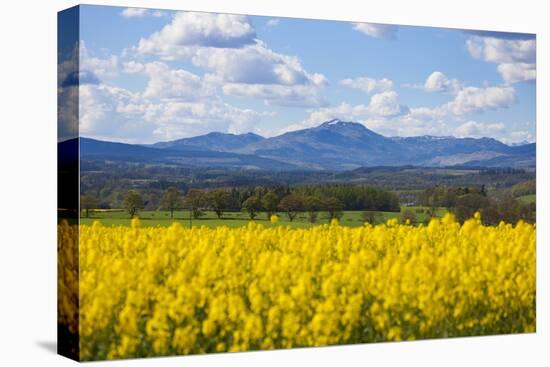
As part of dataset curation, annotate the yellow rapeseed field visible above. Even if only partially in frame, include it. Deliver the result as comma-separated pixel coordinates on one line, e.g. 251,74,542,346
58,213,536,360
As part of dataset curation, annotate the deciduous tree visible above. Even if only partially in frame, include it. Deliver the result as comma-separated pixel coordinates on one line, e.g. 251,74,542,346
160,186,183,219
323,197,344,221
123,191,144,218
262,192,280,219
242,196,262,219
185,189,206,219
205,189,231,219
278,194,304,222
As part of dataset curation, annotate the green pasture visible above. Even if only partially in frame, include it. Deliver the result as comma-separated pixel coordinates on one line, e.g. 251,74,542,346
80,206,446,228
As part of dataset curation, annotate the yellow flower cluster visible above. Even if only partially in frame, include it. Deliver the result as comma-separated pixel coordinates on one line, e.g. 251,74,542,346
65,214,535,360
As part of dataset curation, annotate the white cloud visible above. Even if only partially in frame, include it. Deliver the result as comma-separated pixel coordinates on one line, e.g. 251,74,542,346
277,83,523,140
58,86,79,141
352,23,397,39
405,106,447,122
454,121,535,144
121,100,264,139
135,13,327,107
222,83,326,108
506,130,535,144
466,36,536,83
137,11,256,58
121,8,148,18
78,81,266,142
454,121,505,138
369,118,449,138
80,41,119,79
466,37,535,63
141,62,212,100
189,42,327,107
58,41,79,87
122,61,145,74
339,76,393,93
423,71,461,93
266,19,280,27
279,91,409,134
278,102,369,133
120,8,175,19
367,91,409,117
191,41,326,86
446,86,515,115
280,101,446,138
497,63,536,84
79,84,144,140
73,40,271,142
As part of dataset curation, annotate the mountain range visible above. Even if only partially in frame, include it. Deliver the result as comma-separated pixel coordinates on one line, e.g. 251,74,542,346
73,119,535,171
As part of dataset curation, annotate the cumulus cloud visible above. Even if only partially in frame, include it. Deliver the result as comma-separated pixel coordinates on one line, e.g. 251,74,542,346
466,37,535,63
279,91,409,134
454,120,505,138
278,81,521,139
497,63,536,84
445,86,516,115
506,130,535,144
79,84,144,140
466,36,536,83
278,102,369,133
222,83,326,108
399,106,447,125
339,76,393,93
454,120,535,144
266,19,280,27
80,41,119,79
79,82,267,142
423,71,461,93
75,51,272,142
121,8,181,19
191,41,326,86
121,8,148,18
280,101,446,138
134,13,327,107
58,41,96,141
58,85,79,141
122,61,145,74
137,11,256,57
367,91,409,117
352,23,397,39
188,42,327,107
117,100,264,139
140,62,213,100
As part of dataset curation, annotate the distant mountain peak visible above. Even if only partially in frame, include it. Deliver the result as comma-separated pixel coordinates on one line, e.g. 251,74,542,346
243,132,264,138
150,130,265,152
320,118,362,128
509,140,531,146
322,118,343,126
205,131,264,138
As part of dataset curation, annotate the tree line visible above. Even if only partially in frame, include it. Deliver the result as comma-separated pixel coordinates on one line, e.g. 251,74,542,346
81,184,400,223
420,185,536,224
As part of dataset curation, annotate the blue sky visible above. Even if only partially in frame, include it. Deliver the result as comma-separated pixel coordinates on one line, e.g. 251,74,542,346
70,4,536,144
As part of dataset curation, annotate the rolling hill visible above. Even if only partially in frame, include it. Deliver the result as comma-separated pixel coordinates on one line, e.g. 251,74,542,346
150,132,264,152
71,119,535,171
77,137,301,171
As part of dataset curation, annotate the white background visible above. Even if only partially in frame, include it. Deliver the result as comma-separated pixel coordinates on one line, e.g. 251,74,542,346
0,0,547,365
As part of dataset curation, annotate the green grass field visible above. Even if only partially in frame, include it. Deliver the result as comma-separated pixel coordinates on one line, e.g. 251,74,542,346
80,206,446,228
